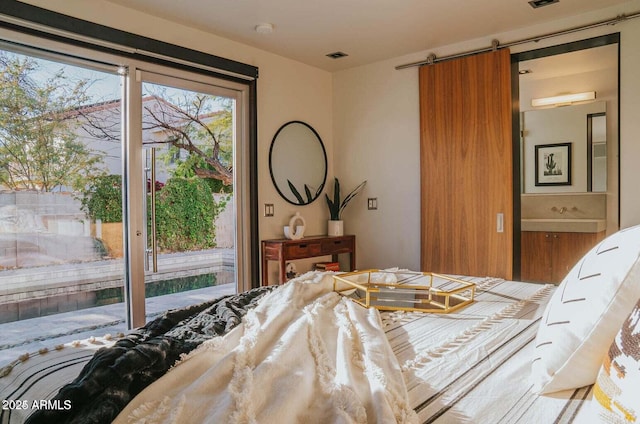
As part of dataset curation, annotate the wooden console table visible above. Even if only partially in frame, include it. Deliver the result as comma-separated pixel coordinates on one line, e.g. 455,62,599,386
261,235,355,285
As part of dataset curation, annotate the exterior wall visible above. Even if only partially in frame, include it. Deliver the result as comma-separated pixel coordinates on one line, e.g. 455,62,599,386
213,193,234,249
0,192,97,269
0,191,234,268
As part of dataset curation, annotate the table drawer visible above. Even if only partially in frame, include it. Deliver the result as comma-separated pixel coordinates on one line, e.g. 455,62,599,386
321,238,354,255
285,242,322,259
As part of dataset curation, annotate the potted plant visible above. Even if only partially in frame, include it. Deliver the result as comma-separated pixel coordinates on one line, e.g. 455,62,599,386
325,178,366,236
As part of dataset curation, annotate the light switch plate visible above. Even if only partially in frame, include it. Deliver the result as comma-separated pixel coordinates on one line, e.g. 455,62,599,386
367,198,378,210
264,203,274,217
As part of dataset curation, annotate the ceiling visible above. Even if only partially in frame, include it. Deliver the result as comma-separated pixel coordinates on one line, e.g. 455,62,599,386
519,44,618,81
105,0,633,72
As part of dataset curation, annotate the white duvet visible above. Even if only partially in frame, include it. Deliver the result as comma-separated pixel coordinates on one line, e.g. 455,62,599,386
114,272,417,424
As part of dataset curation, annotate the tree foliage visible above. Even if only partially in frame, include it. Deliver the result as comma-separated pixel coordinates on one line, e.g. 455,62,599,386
81,85,234,187
80,174,123,223
0,52,103,191
166,144,233,193
146,93,233,186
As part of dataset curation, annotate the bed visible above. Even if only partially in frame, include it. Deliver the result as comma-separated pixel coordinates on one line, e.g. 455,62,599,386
1,225,639,423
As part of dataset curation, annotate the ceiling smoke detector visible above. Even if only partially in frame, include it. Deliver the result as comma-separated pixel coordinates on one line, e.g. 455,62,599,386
528,0,559,8
255,23,274,34
326,51,349,59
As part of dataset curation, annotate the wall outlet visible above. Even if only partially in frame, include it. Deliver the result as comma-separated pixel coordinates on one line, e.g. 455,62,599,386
264,203,274,217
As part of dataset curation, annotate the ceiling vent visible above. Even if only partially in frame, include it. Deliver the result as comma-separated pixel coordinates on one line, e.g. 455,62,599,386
528,0,559,8
326,51,349,59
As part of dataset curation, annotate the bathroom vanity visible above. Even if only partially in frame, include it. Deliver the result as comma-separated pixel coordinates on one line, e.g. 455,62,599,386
520,193,608,284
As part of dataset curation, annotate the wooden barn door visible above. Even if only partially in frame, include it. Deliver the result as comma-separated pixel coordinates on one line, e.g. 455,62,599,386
419,49,513,279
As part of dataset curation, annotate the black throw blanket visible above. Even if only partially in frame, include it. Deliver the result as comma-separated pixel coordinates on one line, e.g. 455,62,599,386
25,286,275,424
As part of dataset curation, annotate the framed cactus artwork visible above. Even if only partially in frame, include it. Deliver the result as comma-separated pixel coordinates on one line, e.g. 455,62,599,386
534,142,572,186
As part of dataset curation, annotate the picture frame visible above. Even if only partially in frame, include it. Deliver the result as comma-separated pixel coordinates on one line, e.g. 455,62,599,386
535,142,572,186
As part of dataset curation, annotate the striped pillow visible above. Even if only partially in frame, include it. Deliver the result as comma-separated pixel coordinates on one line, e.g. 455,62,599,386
591,300,640,423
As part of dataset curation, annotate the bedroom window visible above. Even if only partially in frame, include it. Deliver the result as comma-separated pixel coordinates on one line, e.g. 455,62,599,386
0,18,255,359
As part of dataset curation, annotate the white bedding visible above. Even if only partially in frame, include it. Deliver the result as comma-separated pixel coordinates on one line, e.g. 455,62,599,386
2,271,596,424
113,272,418,423
383,274,590,423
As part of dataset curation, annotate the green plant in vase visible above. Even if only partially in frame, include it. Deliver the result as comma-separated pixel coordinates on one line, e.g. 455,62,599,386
325,178,366,236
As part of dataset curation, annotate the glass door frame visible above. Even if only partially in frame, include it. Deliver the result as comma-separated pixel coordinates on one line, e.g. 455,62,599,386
127,68,251,327
127,65,254,328
0,24,258,329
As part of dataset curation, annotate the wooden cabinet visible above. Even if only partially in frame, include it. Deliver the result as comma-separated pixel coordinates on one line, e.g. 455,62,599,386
521,231,605,283
261,235,355,286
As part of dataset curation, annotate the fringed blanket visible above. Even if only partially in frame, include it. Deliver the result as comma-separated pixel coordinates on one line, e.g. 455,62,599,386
24,286,275,424
114,272,418,424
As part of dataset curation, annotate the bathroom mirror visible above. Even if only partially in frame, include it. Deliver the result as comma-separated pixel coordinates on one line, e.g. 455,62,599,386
517,40,618,195
269,121,327,205
521,102,606,193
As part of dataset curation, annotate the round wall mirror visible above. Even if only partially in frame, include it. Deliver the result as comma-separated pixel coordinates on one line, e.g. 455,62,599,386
269,121,327,205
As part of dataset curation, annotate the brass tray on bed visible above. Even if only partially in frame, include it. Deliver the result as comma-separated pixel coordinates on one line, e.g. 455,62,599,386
332,269,476,313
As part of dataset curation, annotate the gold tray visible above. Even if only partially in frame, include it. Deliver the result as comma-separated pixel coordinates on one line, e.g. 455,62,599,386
333,269,476,313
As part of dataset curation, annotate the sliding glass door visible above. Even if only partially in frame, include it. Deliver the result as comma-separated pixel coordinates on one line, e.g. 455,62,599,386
0,44,126,360
0,28,253,358
137,71,240,316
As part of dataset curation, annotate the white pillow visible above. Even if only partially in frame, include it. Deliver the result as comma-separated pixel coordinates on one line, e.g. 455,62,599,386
530,225,640,394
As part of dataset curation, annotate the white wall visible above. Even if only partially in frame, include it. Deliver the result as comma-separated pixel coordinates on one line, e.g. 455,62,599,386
333,0,640,269
333,58,421,270
618,6,640,230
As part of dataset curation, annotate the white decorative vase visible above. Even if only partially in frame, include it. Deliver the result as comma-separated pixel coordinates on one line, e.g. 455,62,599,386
327,220,344,237
284,212,306,240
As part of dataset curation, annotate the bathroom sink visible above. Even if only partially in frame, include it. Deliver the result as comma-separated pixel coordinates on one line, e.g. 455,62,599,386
521,218,606,233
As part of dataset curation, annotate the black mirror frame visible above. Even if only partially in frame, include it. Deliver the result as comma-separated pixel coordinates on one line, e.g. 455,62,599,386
269,120,328,205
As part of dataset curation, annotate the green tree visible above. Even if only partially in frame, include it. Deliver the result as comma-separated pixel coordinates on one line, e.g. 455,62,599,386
80,174,122,223
166,145,233,193
82,86,234,188
0,52,103,191
148,93,233,186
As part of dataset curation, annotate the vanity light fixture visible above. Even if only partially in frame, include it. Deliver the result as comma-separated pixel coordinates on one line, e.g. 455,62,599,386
531,91,596,107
